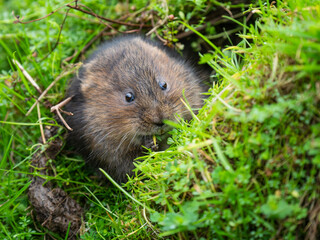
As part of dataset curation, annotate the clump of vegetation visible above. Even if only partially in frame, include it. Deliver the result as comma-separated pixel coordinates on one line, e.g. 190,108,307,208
0,0,319,239
124,2,320,239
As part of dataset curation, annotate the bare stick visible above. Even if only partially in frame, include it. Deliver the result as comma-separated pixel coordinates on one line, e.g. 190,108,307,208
66,3,151,27
147,11,167,44
146,1,169,37
75,3,113,29
146,15,167,37
12,0,76,24
50,97,73,131
12,59,42,94
58,11,101,24
70,3,141,34
37,102,46,144
26,63,82,116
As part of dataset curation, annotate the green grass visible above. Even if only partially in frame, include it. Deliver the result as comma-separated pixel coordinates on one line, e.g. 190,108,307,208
1,0,320,239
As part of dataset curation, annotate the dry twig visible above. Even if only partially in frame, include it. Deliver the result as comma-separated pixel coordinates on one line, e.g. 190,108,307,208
37,102,46,144
26,63,82,116
147,11,167,44
12,59,42,94
66,3,151,27
50,97,73,131
12,0,76,24
68,3,142,34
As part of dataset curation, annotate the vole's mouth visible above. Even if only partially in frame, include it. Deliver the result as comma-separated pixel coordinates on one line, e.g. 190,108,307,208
138,124,171,137
150,126,171,136
156,127,167,136
132,124,172,149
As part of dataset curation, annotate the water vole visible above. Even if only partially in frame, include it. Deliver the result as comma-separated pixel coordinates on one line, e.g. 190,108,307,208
64,35,206,183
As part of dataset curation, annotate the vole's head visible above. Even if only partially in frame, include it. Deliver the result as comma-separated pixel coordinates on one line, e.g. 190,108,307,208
77,36,204,148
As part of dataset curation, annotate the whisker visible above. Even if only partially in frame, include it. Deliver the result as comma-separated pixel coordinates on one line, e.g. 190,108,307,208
115,132,130,153
128,130,139,148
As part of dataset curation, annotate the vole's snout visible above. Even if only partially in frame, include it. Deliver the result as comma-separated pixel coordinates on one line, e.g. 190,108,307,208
152,115,165,127
140,104,170,134
153,120,165,128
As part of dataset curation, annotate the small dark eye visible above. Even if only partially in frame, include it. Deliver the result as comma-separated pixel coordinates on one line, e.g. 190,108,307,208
159,81,167,90
125,92,135,102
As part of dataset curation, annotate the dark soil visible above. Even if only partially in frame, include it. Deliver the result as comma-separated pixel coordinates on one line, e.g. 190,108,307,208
28,125,83,239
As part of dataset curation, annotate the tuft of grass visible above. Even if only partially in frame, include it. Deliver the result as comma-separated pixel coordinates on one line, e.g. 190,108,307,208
123,1,320,239
0,0,319,239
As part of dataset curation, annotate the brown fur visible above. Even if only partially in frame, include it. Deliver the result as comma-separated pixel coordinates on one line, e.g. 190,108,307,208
64,35,206,183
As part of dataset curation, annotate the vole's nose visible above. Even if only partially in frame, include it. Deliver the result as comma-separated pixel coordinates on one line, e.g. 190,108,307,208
153,115,165,127
153,121,164,127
